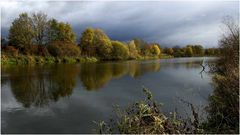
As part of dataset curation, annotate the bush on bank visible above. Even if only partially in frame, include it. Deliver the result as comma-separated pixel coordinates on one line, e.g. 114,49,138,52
94,88,203,134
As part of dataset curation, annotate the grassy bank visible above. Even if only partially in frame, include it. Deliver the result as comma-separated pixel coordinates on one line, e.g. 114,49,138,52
135,54,173,60
1,54,98,65
1,54,175,65
159,53,174,59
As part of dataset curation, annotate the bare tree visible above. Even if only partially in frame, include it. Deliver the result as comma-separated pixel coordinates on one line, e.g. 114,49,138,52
31,12,48,45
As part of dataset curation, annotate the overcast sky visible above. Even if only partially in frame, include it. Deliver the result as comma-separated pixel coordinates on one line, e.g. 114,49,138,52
1,0,239,47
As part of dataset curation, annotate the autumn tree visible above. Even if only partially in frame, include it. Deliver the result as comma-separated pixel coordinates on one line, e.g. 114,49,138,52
112,41,129,60
128,40,139,59
186,45,204,56
166,48,174,55
47,41,80,57
31,12,49,45
185,46,193,57
9,13,34,51
193,45,204,56
133,37,145,52
48,19,76,43
151,45,161,56
94,28,113,59
79,27,95,56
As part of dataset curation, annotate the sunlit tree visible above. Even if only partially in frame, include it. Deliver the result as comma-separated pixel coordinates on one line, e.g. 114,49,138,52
112,41,129,60
94,28,113,59
79,27,95,56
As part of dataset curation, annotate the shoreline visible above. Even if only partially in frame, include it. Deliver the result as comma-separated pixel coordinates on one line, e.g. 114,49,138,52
1,54,217,65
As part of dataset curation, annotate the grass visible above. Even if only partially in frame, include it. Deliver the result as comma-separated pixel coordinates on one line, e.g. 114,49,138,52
136,54,174,60
1,53,171,65
1,54,98,65
137,55,159,60
159,53,174,59
94,87,203,134
1,54,165,65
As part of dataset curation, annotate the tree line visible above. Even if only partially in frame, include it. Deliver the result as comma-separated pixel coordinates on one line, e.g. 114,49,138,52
162,45,220,57
1,12,219,61
1,12,161,60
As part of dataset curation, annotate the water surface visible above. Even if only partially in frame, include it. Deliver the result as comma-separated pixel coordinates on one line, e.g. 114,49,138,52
1,57,215,133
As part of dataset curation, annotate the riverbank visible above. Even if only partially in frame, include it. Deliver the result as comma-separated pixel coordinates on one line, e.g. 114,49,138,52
1,54,174,65
1,54,98,65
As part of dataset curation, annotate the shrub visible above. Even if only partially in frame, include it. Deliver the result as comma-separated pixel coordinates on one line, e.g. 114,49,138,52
37,46,49,56
95,88,201,134
62,57,76,63
44,56,56,64
203,17,239,134
47,41,81,57
4,46,19,56
34,56,45,64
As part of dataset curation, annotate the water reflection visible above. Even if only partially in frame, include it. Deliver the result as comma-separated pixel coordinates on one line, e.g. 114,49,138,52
80,61,161,90
160,58,215,70
1,58,215,133
1,58,215,108
1,61,161,107
2,65,80,107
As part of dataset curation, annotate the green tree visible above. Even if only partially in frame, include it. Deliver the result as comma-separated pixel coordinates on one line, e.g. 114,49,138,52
112,41,129,60
194,45,204,56
80,27,95,56
47,19,59,42
9,13,34,51
48,19,76,43
185,47,193,57
205,48,215,56
166,48,174,55
94,28,113,59
47,41,81,57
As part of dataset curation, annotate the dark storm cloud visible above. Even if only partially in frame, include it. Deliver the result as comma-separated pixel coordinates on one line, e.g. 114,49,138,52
1,1,239,47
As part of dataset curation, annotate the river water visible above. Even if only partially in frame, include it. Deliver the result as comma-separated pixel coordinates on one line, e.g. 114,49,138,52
1,57,216,133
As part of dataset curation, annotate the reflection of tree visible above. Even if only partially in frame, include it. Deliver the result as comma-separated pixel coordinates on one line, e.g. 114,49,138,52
8,65,79,108
80,61,161,91
79,63,113,90
128,61,160,78
48,64,80,101
128,61,142,78
111,63,128,78
5,61,162,107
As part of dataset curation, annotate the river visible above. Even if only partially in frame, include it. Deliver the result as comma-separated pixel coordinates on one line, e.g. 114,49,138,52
1,57,216,133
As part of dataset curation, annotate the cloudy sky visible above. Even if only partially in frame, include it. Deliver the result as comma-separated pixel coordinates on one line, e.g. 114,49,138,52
1,0,239,47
